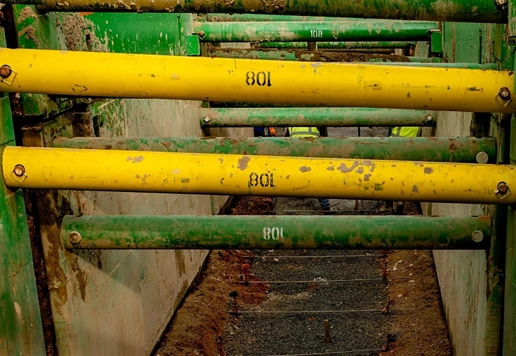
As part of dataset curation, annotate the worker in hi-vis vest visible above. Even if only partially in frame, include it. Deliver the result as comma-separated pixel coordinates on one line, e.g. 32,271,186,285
286,127,331,211
385,126,423,215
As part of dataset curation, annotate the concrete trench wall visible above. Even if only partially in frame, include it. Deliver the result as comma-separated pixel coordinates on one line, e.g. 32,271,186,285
425,22,501,356
431,111,489,356
12,8,251,355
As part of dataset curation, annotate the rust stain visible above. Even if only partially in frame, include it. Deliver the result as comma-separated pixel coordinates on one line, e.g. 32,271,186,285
126,155,144,163
364,174,372,181
181,178,190,184
356,167,364,174
299,166,311,173
237,156,251,170
412,185,419,193
424,167,434,174
374,183,383,191
327,165,335,171
69,254,88,302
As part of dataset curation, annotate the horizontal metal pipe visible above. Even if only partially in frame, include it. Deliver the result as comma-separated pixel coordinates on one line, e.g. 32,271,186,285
199,107,437,127
3,0,506,23
204,14,351,22
194,21,438,42
3,48,513,113
52,137,496,163
206,49,494,69
409,57,442,63
3,147,515,204
206,49,401,61
256,41,414,49
61,215,491,250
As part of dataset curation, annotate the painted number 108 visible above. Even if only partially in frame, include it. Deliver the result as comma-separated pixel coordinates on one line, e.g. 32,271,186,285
310,30,323,38
246,71,272,87
263,227,284,240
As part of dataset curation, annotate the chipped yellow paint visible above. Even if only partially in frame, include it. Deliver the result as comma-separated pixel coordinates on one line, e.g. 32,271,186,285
3,146,516,204
0,48,514,112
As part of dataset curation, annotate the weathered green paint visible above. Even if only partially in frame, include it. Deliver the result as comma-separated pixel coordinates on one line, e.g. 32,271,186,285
52,136,496,163
0,27,45,355
206,49,490,68
4,0,507,23
194,20,438,42
503,92,516,354
199,107,436,127
410,56,442,62
430,30,443,54
203,13,350,22
12,5,75,118
256,41,415,49
504,203,516,356
61,215,491,250
486,206,505,355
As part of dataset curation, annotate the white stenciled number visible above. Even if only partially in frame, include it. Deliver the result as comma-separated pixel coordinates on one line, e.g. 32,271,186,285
263,227,284,240
271,227,283,240
310,30,323,38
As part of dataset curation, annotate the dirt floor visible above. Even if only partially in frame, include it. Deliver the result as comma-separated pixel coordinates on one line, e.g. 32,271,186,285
154,197,452,356
154,126,452,356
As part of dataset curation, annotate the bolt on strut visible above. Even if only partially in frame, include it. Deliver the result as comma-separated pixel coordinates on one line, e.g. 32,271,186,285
13,164,25,177
0,65,12,78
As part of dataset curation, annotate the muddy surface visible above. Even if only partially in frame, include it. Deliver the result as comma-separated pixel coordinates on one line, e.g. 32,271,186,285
154,126,452,356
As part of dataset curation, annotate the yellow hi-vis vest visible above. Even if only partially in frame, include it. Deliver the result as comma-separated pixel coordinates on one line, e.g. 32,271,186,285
290,127,320,138
390,127,422,138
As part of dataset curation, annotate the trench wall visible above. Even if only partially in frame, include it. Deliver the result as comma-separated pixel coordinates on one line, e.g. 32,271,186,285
429,22,503,355
12,9,250,355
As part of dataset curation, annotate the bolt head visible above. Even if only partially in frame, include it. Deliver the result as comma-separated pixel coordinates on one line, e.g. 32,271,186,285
499,87,511,100
13,164,25,177
68,231,82,244
0,65,12,79
475,151,489,164
203,117,211,123
472,230,484,243
497,181,508,194
424,115,434,124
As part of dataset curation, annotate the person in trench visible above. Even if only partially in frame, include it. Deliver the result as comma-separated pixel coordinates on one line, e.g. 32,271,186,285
382,126,423,215
286,126,331,211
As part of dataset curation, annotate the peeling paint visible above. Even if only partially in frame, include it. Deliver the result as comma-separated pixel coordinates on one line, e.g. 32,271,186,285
237,156,251,170
337,161,359,173
126,155,144,163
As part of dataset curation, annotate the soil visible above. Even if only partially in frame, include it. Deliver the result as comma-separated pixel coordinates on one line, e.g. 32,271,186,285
379,250,452,355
